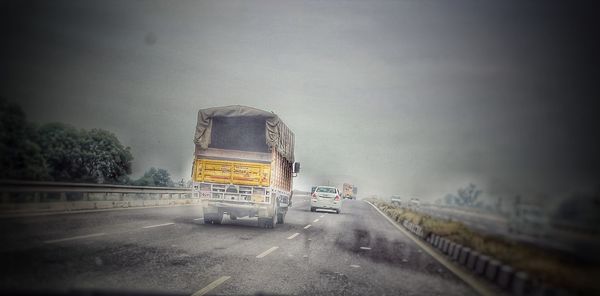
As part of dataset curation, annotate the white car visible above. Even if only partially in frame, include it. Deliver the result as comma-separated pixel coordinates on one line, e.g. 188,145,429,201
310,186,343,214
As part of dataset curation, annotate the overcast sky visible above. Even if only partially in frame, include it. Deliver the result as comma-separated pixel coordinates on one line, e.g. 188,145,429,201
1,0,599,202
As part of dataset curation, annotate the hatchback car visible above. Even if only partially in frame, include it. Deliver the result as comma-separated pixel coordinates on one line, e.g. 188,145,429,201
310,186,342,214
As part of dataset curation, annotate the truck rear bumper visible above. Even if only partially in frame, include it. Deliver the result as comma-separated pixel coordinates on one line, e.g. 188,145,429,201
202,200,273,218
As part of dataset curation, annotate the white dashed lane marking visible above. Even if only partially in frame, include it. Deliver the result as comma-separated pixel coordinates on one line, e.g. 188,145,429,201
143,223,175,229
191,276,231,296
256,246,279,258
304,224,312,229
360,247,371,250
287,233,300,240
313,218,319,223
43,232,106,244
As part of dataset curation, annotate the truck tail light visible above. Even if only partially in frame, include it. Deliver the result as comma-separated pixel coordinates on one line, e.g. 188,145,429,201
311,193,317,200
335,195,340,201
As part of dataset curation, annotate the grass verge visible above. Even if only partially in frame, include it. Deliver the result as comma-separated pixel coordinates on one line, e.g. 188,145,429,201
368,199,599,293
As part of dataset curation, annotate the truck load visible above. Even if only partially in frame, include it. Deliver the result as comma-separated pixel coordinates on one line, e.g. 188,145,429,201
191,105,300,228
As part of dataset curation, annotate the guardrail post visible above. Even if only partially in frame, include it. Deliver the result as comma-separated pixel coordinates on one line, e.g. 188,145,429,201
512,271,529,296
452,244,462,261
467,251,479,270
485,259,500,281
497,265,514,289
447,241,455,255
442,239,450,253
474,254,489,275
459,247,471,265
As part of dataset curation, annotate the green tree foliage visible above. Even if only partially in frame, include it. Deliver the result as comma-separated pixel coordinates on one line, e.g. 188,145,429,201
36,124,134,184
132,167,174,187
79,129,133,184
0,98,133,184
0,99,49,180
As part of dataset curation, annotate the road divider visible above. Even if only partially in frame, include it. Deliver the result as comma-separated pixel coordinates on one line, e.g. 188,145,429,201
192,276,231,296
256,246,279,258
365,200,498,296
43,232,106,244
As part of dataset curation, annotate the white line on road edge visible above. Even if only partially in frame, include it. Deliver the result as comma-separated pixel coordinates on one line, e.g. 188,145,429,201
304,224,312,229
287,233,300,240
350,264,360,268
43,232,106,244
360,246,371,250
313,218,319,222
364,201,497,296
143,222,175,229
256,246,279,258
193,218,203,221
192,276,231,296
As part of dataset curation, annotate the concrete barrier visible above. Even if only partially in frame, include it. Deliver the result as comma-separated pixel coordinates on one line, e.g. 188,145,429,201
474,255,489,275
497,265,514,289
452,244,462,261
512,271,530,296
459,247,471,265
467,251,480,270
433,235,440,246
437,238,446,250
447,241,456,255
485,259,500,281
442,239,450,253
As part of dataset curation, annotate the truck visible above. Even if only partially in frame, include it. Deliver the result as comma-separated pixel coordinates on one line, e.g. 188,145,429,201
191,105,300,228
342,183,355,199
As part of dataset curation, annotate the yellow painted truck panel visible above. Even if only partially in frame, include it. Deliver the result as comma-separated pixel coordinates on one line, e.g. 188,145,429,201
194,159,270,186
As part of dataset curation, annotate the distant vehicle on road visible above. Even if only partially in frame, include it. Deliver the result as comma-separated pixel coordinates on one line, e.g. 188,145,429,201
311,186,343,214
342,183,355,199
409,197,420,209
192,105,300,228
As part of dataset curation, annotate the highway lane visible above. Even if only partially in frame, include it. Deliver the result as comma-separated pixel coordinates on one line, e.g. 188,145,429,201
0,196,477,295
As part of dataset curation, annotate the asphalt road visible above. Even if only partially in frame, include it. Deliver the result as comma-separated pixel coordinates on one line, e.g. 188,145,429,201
0,195,477,296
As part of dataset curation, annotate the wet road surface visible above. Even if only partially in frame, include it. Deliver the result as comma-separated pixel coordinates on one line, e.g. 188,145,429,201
0,195,476,295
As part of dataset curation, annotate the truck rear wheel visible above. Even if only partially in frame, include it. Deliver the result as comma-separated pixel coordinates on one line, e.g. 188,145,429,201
310,207,316,212
203,212,223,224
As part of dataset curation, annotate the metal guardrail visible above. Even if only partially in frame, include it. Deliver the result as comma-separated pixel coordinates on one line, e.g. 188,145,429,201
0,180,192,194
0,180,195,215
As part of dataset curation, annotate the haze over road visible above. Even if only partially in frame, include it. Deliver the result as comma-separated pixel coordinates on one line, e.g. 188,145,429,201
0,196,475,295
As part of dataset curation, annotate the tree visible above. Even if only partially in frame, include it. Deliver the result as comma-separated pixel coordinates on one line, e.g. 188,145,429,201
0,98,49,180
133,167,174,187
36,124,133,184
36,123,85,181
79,129,133,183
457,183,481,207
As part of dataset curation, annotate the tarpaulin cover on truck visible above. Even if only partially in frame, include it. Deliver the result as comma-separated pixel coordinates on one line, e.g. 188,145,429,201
194,105,295,162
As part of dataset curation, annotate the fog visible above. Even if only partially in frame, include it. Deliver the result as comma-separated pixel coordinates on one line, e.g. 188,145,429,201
1,0,598,203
